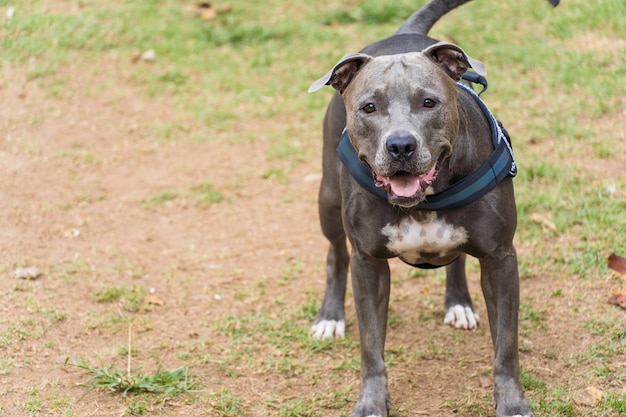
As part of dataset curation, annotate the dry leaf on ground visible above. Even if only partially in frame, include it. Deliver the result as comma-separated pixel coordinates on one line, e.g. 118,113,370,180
530,213,557,231
194,2,232,20
607,290,626,309
573,386,603,407
607,253,626,310
608,253,626,277
143,294,165,306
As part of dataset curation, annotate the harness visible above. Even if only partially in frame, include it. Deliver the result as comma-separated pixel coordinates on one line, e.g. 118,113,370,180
337,73,517,211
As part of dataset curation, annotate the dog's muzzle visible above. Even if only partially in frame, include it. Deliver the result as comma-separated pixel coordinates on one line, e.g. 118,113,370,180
372,156,442,207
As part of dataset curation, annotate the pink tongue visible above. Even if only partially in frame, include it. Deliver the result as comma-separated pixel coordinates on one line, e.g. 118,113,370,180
375,163,437,198
384,161,439,198
390,176,422,198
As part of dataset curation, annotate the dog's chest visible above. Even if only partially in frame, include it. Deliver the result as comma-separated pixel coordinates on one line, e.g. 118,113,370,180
381,215,467,263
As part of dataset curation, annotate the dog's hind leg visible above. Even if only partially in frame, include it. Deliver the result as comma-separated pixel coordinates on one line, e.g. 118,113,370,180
443,254,480,329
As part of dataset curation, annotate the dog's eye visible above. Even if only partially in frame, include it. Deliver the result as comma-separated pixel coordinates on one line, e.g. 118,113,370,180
362,103,376,114
423,99,436,108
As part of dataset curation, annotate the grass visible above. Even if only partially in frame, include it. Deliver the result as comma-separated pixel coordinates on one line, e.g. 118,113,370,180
513,131,626,275
49,394,76,417
143,182,224,207
93,285,148,313
22,387,43,415
69,357,200,397
0,296,66,349
0,358,14,375
66,323,201,415
209,388,245,416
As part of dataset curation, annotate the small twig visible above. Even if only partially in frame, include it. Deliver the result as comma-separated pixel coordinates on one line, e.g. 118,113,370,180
127,322,132,378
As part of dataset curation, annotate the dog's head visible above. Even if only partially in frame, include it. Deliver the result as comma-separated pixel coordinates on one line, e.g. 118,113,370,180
309,42,485,208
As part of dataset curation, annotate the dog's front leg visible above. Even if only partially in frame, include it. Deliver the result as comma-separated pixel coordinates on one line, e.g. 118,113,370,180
480,250,534,417
350,252,392,417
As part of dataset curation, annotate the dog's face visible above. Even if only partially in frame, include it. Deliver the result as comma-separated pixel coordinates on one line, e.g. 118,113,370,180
309,43,484,208
342,53,459,207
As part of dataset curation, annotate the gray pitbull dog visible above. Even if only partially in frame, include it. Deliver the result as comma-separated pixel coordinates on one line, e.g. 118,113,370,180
307,0,558,416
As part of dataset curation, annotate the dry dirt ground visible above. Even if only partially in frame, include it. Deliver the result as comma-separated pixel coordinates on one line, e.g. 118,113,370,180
1,11,625,417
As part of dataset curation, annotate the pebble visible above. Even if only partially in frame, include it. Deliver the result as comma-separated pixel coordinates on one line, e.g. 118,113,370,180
14,267,41,280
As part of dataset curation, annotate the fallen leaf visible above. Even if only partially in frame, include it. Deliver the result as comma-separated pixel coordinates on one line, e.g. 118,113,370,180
530,213,557,231
608,253,626,277
200,4,217,20
143,294,165,306
573,386,603,407
607,290,626,310
194,2,232,20
132,49,156,63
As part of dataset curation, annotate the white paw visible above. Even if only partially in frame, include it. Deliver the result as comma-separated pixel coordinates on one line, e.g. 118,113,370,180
310,319,345,339
444,304,479,329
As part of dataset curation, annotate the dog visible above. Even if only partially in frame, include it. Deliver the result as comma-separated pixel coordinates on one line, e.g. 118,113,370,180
307,0,558,416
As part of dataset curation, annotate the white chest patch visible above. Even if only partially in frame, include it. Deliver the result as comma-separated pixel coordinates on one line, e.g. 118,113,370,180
381,215,468,262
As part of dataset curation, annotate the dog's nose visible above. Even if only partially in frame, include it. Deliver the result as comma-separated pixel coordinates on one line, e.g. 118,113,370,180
386,135,417,161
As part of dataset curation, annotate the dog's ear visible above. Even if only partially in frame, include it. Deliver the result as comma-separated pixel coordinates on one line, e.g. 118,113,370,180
422,42,486,81
308,53,372,94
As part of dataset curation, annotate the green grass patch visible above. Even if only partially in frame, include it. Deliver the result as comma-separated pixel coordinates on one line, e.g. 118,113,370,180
21,386,43,415
516,163,626,278
208,388,245,416
144,181,224,207
189,182,224,204
144,189,181,207
521,367,547,392
320,0,419,25
94,285,148,313
275,397,319,417
600,393,626,415
0,358,14,375
68,357,200,397
533,385,577,417
262,167,289,184
212,305,358,378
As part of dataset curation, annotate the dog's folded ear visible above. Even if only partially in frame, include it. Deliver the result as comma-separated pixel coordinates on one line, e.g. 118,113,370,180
308,53,372,94
422,41,486,81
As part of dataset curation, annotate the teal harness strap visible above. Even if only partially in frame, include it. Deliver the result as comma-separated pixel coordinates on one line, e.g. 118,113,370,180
337,134,387,200
337,79,516,211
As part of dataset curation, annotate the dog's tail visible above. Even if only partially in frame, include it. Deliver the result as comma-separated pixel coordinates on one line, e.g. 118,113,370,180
395,0,560,36
395,0,473,35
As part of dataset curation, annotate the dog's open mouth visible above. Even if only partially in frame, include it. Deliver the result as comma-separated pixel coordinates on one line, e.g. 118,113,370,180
373,158,441,205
